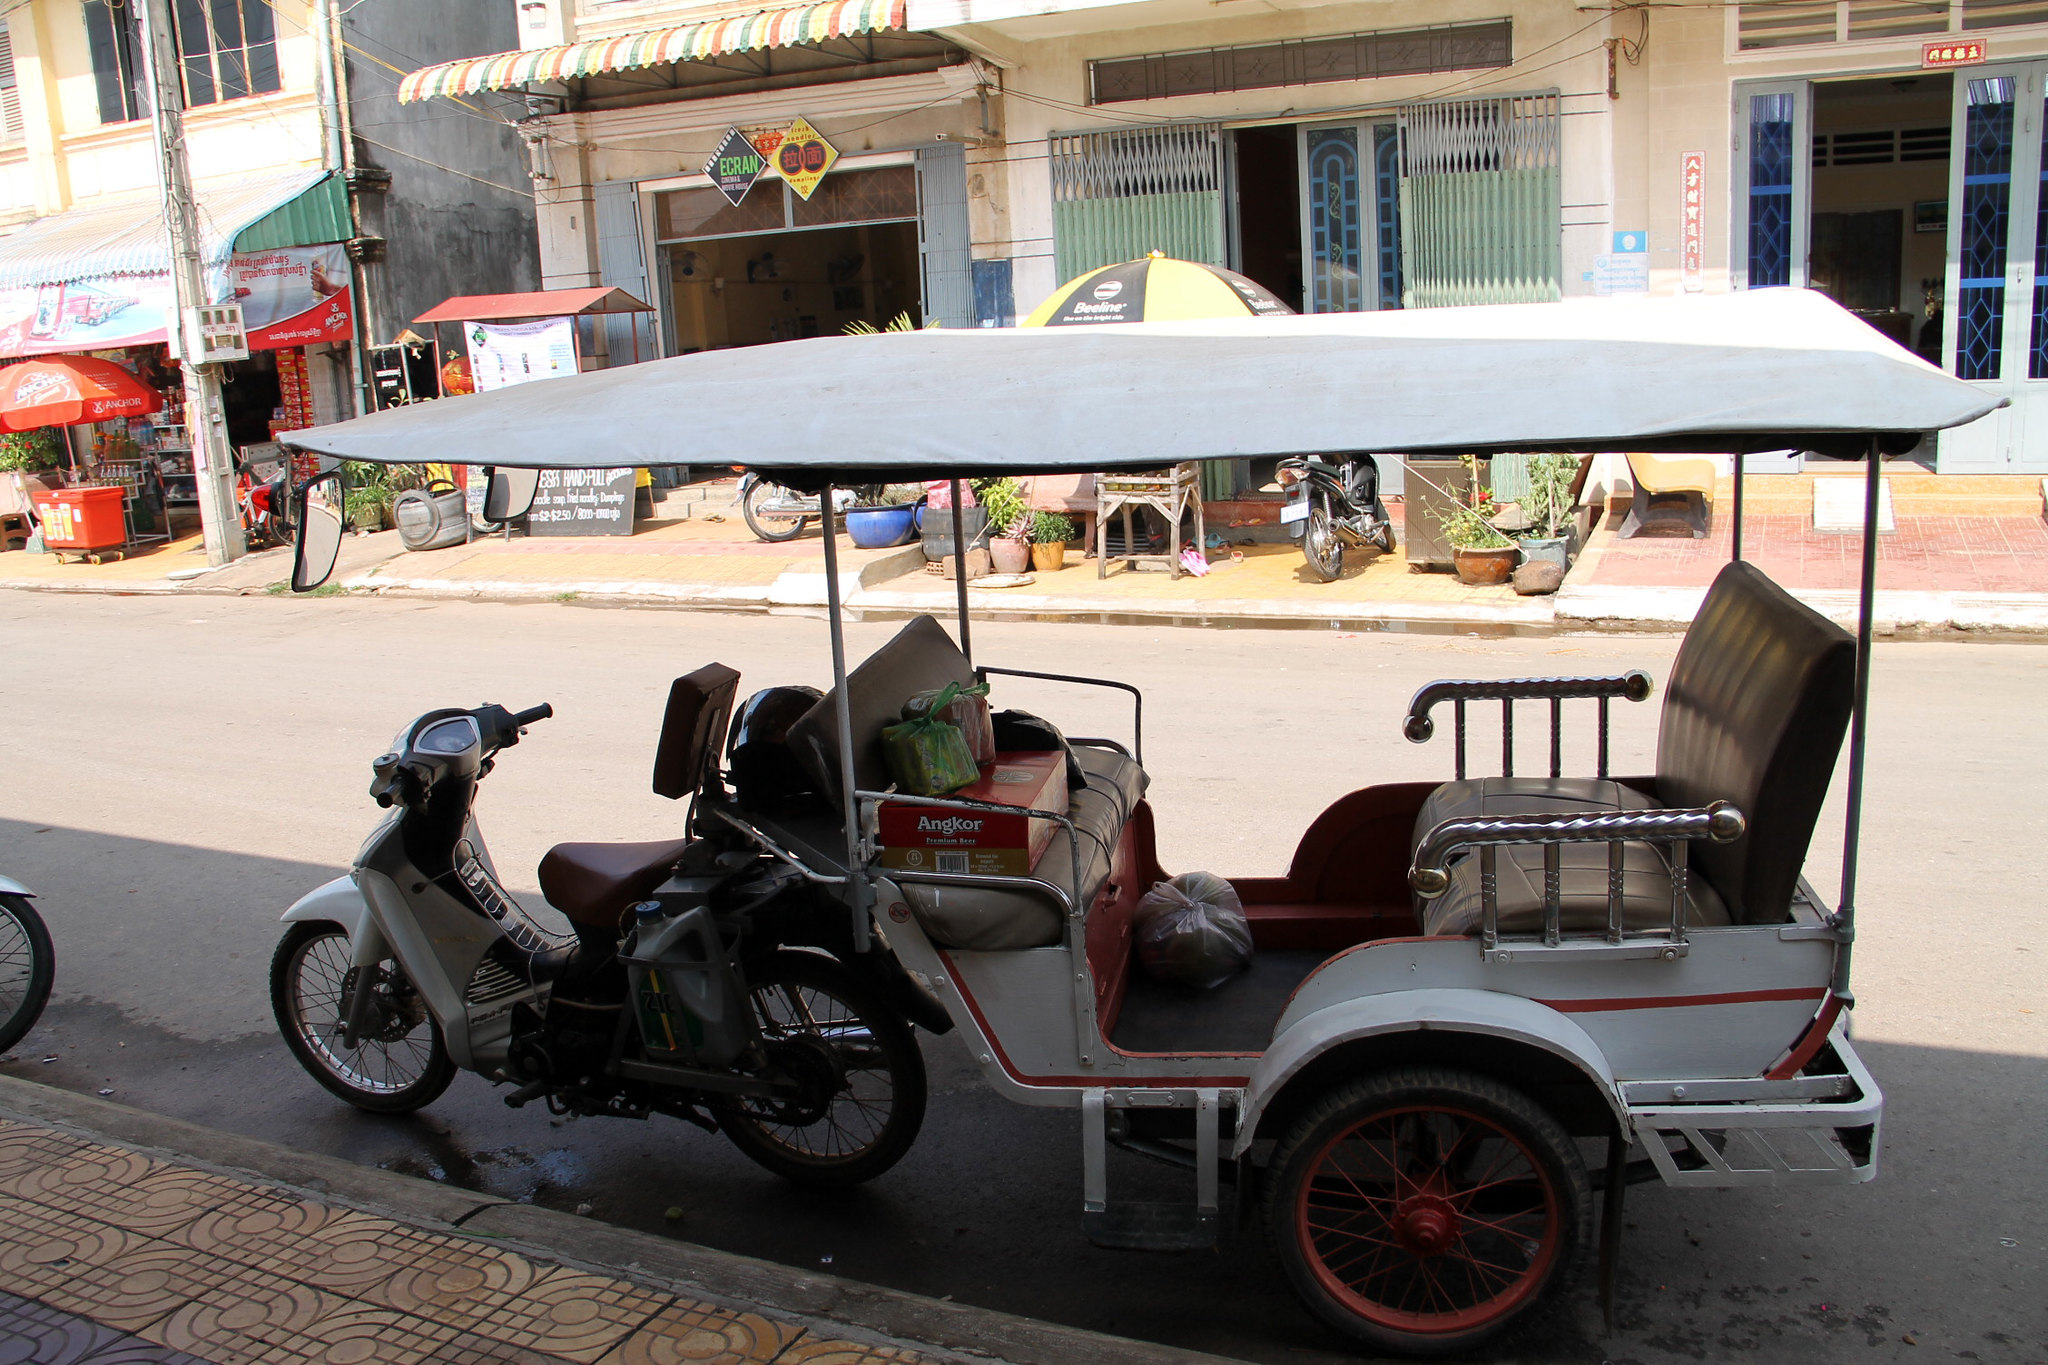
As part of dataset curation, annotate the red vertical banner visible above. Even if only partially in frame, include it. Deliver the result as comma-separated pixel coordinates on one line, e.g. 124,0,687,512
1681,151,1707,293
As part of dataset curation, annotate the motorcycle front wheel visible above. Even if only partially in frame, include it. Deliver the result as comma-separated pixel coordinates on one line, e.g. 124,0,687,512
271,921,454,1114
742,481,811,542
1303,500,1345,582
720,951,926,1187
0,893,55,1055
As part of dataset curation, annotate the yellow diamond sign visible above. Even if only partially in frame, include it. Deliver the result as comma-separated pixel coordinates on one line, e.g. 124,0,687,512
771,116,838,201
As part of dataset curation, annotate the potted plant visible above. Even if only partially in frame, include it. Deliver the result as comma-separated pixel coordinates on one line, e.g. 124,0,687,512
1030,510,1074,572
0,426,66,479
1428,466,1519,585
976,477,1033,574
1514,452,1580,570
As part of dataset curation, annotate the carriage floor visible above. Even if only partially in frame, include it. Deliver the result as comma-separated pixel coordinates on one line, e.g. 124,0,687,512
1107,949,1330,1055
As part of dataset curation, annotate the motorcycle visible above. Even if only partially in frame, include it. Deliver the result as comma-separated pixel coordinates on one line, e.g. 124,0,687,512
238,460,293,548
269,692,936,1186
737,473,896,542
1277,453,1396,582
0,876,54,1056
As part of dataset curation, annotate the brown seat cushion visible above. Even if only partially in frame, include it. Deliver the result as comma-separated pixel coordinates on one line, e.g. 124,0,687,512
1422,839,1730,937
540,838,693,927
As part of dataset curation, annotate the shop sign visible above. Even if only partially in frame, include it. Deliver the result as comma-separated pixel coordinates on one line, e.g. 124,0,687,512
1923,39,1986,69
1681,152,1706,294
704,126,766,207
0,244,353,360
1594,230,1649,296
770,117,839,201
526,466,636,537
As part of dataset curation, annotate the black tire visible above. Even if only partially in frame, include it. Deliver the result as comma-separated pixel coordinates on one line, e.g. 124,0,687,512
1264,1066,1590,1359
1303,498,1344,582
720,951,926,1187
742,481,810,542
271,921,455,1114
1368,519,1397,555
0,894,54,1056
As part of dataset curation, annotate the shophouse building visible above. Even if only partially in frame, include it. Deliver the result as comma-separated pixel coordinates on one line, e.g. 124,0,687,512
395,0,2048,481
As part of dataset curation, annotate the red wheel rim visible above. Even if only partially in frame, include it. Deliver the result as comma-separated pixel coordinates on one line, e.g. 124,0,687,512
1294,1103,1561,1336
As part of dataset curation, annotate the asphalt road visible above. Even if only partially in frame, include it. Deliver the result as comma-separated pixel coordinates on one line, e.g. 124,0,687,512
0,592,2041,1364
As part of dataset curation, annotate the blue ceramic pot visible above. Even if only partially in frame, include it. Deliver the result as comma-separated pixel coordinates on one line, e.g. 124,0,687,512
845,503,919,548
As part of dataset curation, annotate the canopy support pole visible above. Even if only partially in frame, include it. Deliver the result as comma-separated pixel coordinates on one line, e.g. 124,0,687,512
819,489,871,952
1730,453,1746,562
1832,439,1882,996
949,479,973,667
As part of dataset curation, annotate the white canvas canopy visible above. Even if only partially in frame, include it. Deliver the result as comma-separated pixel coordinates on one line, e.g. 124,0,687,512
284,290,1998,479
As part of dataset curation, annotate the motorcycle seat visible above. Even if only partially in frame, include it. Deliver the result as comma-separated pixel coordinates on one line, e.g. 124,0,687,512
539,837,693,927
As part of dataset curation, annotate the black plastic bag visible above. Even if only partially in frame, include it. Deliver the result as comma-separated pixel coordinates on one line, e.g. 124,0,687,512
1135,872,1253,990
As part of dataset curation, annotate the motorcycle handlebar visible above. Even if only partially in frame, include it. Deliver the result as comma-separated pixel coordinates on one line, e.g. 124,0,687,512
510,703,553,729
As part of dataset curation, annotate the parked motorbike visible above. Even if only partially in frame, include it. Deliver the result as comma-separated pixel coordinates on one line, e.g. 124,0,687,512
238,463,294,548
0,876,54,1055
270,695,934,1186
1277,453,1395,582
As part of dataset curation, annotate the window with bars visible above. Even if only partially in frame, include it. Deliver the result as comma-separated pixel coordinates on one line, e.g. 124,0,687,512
653,166,919,243
1813,125,1950,165
83,0,279,125
1089,21,1510,105
1047,124,1226,281
0,30,22,145
1739,1,2048,49
1396,94,1561,307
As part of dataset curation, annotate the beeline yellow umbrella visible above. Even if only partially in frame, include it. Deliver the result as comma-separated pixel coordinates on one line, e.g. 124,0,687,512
1021,253,1293,326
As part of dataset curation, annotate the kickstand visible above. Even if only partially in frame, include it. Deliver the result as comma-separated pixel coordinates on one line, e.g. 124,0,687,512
1599,1132,1628,1332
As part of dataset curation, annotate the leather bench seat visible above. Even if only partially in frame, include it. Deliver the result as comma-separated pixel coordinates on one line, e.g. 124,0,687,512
904,747,1147,951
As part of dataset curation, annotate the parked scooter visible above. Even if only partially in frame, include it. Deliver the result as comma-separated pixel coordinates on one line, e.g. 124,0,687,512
738,473,855,542
270,692,937,1186
1277,453,1395,582
237,463,294,548
0,876,54,1055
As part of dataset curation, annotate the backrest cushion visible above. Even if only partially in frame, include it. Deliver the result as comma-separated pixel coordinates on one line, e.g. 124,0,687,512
788,615,975,802
651,662,741,800
1656,561,1854,923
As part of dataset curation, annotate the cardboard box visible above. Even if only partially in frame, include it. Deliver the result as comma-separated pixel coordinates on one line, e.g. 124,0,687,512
878,750,1067,877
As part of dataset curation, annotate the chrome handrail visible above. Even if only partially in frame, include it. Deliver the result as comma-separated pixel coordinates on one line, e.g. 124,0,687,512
853,787,1090,925
1403,670,1654,780
976,665,1144,768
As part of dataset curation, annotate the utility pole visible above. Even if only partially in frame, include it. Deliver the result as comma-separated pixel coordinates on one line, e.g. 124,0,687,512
136,0,244,566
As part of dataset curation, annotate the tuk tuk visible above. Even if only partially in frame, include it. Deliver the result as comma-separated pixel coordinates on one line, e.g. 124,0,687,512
280,289,1995,1357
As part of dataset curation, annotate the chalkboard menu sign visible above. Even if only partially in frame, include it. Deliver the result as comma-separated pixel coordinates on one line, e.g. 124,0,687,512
528,466,636,537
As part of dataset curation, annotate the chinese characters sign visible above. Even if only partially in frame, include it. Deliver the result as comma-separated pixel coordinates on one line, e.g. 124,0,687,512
1681,152,1706,294
1923,39,1986,69
772,117,839,201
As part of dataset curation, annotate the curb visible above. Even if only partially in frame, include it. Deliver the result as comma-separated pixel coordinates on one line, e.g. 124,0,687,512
0,1075,1248,1365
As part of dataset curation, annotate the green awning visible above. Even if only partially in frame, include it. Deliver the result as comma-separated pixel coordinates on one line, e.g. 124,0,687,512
232,173,352,253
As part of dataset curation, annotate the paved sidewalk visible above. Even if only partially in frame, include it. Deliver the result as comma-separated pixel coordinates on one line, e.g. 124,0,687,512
0,1080,1228,1365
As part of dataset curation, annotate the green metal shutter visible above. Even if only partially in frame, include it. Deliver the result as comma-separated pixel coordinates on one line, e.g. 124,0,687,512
1048,123,1226,281
1397,94,1561,308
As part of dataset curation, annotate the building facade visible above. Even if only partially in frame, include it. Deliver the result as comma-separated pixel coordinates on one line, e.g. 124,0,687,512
396,0,2048,476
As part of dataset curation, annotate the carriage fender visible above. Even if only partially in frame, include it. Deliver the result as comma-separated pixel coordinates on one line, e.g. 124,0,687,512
282,875,374,942
0,873,32,897
1230,988,1625,1159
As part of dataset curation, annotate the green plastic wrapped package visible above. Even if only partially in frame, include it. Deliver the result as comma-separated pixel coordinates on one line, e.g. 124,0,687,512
903,680,994,765
882,682,983,795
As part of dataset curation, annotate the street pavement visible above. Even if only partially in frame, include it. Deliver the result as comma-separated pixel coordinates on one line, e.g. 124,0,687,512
0,593,2041,1364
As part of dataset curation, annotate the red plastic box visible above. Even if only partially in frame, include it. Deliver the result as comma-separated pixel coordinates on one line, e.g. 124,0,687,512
878,751,1067,877
34,486,126,552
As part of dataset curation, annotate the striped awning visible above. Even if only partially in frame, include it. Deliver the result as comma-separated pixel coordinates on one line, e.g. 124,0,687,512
398,0,908,103
0,168,343,290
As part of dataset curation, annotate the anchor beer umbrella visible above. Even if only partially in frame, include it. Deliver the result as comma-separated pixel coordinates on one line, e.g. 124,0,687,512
0,355,163,431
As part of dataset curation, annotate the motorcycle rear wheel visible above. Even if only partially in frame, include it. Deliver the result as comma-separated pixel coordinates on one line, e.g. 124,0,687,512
1368,519,1397,555
0,894,54,1056
272,921,454,1114
1303,502,1345,582
742,481,811,542
720,951,926,1187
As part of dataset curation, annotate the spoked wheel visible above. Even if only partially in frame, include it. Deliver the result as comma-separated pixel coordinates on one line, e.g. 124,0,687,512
271,921,454,1114
742,481,811,542
1303,499,1345,582
720,951,925,1187
1265,1067,1589,1358
1368,518,1397,555
0,894,55,1055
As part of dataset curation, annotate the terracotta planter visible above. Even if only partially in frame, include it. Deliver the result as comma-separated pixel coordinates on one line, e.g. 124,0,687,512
1030,541,1067,572
990,536,1031,574
1452,544,1517,586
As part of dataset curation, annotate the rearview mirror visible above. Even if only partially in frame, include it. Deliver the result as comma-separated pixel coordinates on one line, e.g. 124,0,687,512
292,470,345,592
483,466,538,522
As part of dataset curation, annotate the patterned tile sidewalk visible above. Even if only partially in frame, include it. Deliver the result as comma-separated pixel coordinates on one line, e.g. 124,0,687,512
0,1116,937,1365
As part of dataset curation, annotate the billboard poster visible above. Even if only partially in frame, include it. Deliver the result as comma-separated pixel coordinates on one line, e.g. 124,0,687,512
0,244,354,359
463,316,578,392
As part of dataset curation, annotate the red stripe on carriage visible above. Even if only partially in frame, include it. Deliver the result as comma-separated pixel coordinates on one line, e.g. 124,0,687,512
1537,986,1825,1013
1764,991,1847,1080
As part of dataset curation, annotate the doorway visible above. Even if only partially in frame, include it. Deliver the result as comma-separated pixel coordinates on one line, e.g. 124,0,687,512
1230,125,1303,311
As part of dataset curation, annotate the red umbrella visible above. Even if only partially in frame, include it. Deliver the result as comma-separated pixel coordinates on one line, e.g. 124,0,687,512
0,356,163,431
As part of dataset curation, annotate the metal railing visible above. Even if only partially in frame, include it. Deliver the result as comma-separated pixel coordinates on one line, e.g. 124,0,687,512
1403,670,1653,780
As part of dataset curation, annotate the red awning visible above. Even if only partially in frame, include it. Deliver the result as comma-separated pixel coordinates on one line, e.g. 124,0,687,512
414,288,653,324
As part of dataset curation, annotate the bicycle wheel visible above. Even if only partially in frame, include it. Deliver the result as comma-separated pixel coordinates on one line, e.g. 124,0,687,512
0,894,54,1055
271,921,454,1114
720,951,926,1187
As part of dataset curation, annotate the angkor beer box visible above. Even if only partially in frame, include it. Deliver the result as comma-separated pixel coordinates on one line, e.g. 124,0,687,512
877,751,1067,877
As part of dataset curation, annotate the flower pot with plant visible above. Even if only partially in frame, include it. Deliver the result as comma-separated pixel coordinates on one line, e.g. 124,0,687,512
1030,511,1074,572
1432,491,1519,586
976,477,1033,574
1514,452,1581,570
